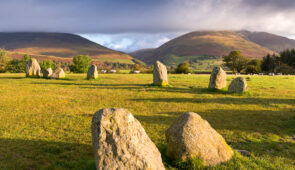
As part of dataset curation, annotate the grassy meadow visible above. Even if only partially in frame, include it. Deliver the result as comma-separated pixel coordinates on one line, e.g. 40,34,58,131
0,73,295,169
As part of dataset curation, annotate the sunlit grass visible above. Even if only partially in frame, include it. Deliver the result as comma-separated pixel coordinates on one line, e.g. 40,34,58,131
0,73,294,169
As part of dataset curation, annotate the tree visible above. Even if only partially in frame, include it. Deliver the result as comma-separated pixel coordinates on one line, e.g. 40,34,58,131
70,55,91,73
40,60,53,70
0,49,11,73
20,54,31,72
223,50,249,73
245,59,262,74
280,48,295,68
175,62,192,74
261,54,278,73
7,59,23,73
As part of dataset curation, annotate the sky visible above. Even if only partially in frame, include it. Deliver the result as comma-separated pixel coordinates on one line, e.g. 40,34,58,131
1,0,295,52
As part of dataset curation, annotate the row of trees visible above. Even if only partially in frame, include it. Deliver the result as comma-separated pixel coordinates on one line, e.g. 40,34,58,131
0,49,60,73
223,49,295,74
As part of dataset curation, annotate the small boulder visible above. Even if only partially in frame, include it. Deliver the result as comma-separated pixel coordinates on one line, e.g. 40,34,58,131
42,68,53,78
87,64,98,79
208,66,226,89
25,58,41,77
153,61,168,86
91,108,165,170
51,68,65,79
228,77,248,93
165,112,233,166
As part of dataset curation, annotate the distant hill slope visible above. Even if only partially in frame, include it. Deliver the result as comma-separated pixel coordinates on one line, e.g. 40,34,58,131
0,32,134,64
237,30,295,52
130,30,295,65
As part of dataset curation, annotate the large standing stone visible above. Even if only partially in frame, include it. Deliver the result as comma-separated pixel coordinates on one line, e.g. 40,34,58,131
42,68,53,78
165,112,233,166
228,77,248,93
51,68,65,79
153,61,168,86
25,58,41,77
208,66,226,89
91,108,165,170
87,64,98,79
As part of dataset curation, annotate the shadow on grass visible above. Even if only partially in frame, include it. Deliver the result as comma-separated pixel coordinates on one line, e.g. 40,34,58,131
0,77,25,80
131,97,295,106
135,109,295,136
32,81,232,95
0,138,94,170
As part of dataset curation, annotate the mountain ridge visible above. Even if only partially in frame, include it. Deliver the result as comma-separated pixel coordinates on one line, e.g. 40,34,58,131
130,30,295,65
0,32,135,64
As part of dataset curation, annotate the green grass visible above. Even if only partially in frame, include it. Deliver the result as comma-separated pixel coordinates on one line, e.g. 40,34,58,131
0,73,295,169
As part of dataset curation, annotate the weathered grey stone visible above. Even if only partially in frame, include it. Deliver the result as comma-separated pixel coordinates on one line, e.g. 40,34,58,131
51,68,65,79
228,77,248,93
25,58,41,77
87,64,98,79
165,112,233,166
153,61,168,86
208,66,226,89
91,108,165,170
42,68,53,78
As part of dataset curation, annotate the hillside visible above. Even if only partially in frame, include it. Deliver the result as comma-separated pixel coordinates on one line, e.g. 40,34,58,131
0,32,135,64
237,31,295,52
130,30,295,65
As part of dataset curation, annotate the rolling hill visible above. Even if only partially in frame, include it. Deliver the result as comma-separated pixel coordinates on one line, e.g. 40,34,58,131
0,32,135,64
130,30,295,65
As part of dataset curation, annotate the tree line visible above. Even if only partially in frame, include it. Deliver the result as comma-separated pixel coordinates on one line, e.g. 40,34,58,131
0,49,138,73
223,49,295,74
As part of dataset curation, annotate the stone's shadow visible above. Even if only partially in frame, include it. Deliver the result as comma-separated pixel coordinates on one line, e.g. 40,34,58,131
0,138,94,170
0,77,25,79
32,81,230,95
131,97,295,106
229,140,295,161
136,110,295,136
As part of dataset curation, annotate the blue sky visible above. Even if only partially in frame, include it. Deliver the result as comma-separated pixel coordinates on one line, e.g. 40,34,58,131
1,0,295,52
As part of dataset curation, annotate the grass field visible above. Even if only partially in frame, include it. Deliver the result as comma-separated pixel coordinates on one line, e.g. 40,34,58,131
0,73,294,169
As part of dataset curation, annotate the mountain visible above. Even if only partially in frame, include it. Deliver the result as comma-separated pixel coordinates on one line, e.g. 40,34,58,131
0,32,135,64
130,30,295,65
237,31,295,52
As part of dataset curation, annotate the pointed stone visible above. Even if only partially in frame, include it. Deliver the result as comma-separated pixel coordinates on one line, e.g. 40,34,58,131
91,108,165,170
51,68,65,79
208,66,226,89
165,112,233,166
42,68,53,78
228,77,248,93
153,61,168,86
87,64,98,79
25,58,41,77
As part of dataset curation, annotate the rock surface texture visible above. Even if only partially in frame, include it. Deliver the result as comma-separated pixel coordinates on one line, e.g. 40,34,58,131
208,66,227,89
51,68,65,79
25,58,41,77
153,61,168,86
165,112,233,166
228,77,248,93
91,108,165,170
87,64,98,79
42,68,53,78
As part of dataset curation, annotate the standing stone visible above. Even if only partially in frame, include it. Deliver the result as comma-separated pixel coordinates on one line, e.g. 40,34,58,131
51,68,65,79
42,68,53,78
91,108,165,170
25,58,41,77
153,61,168,86
165,112,233,166
87,64,98,79
228,77,248,93
208,66,227,89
